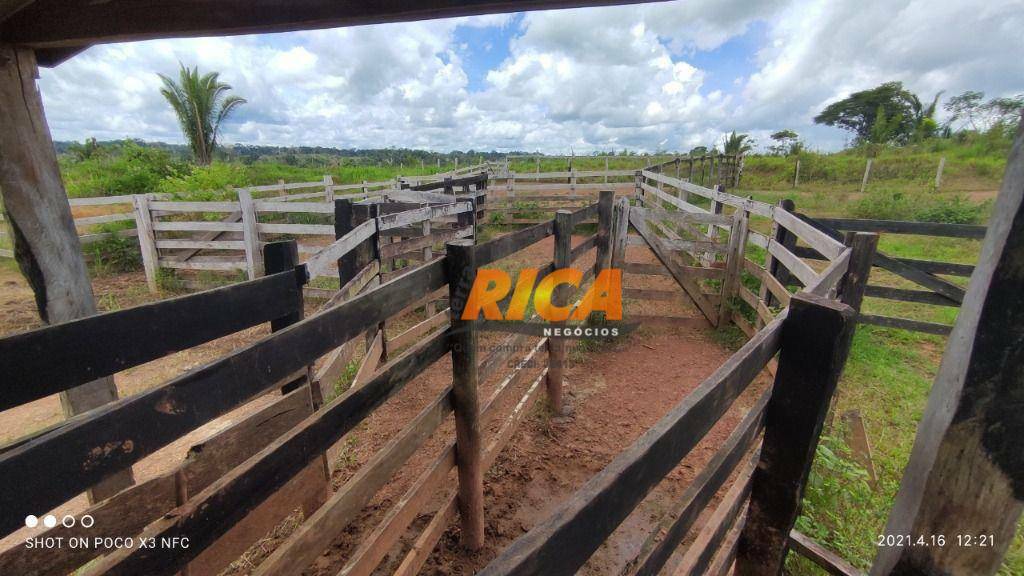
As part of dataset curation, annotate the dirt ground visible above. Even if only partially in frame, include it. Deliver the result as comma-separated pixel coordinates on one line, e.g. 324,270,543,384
0,230,767,575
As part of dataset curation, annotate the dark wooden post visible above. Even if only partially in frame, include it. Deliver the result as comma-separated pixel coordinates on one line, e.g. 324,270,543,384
263,240,312,395
444,176,454,195
445,239,486,550
0,44,134,502
547,209,572,415
839,232,879,312
594,190,614,276
334,198,357,283
871,119,1024,576
262,240,329,515
475,176,488,222
736,293,857,575
457,196,478,242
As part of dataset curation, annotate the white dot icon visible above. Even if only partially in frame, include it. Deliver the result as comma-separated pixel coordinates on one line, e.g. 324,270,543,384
43,515,57,528
24,515,38,528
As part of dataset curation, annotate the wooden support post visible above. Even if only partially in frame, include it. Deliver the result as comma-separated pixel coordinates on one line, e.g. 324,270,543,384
334,198,357,284
422,219,435,316
445,239,486,550
611,197,631,269
536,156,540,173
547,210,572,415
689,157,695,182
0,44,134,502
719,209,749,326
132,193,159,293
238,189,263,279
860,159,872,193
838,232,879,312
323,174,334,203
736,293,857,575
871,121,1024,576
793,158,801,188
595,190,614,276
605,157,609,183
934,156,946,190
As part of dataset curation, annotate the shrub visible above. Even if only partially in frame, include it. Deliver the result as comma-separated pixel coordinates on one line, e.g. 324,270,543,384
85,222,141,274
851,189,988,224
63,142,183,198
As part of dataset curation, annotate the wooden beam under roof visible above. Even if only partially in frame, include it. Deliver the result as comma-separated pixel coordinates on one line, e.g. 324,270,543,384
0,0,666,67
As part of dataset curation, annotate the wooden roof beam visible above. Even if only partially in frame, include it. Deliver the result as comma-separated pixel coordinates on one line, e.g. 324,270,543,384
1,0,666,67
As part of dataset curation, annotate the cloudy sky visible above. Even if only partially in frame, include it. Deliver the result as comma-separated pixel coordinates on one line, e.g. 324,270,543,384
38,0,1024,154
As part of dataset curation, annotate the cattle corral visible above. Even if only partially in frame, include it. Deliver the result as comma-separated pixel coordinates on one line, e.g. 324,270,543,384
0,2,1021,574
0,160,883,576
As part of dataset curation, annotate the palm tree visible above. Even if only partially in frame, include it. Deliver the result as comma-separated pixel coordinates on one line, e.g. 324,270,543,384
723,131,753,155
159,64,246,165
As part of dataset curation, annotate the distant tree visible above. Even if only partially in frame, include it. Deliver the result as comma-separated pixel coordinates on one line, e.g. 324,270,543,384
159,64,246,165
722,131,753,155
944,91,1023,136
814,81,939,145
944,91,986,131
769,130,802,155
689,145,708,156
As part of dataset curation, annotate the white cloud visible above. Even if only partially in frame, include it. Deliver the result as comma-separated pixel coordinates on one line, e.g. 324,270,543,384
37,0,1024,154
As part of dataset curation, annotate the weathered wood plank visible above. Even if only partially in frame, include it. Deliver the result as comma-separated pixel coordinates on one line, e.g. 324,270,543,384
252,387,453,576
773,208,846,261
858,314,953,335
767,238,817,287
84,330,451,576
629,387,769,576
789,530,865,576
476,220,555,265
673,455,755,576
0,270,302,411
812,217,986,239
0,259,446,535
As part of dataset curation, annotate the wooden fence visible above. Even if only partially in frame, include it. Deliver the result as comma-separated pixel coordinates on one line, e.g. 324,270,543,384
793,216,984,335
0,190,613,576
0,180,868,576
475,183,870,574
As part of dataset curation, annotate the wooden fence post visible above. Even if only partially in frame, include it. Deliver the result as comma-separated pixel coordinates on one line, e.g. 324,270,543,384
595,190,614,276
547,210,572,415
132,193,159,293
238,189,263,279
611,197,631,269
934,156,946,190
871,123,1024,576
736,293,857,575
445,239,486,550
860,158,873,193
605,157,609,183
793,158,801,188
838,232,879,311
323,174,334,203
422,218,435,316
333,197,356,283
719,209,749,326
